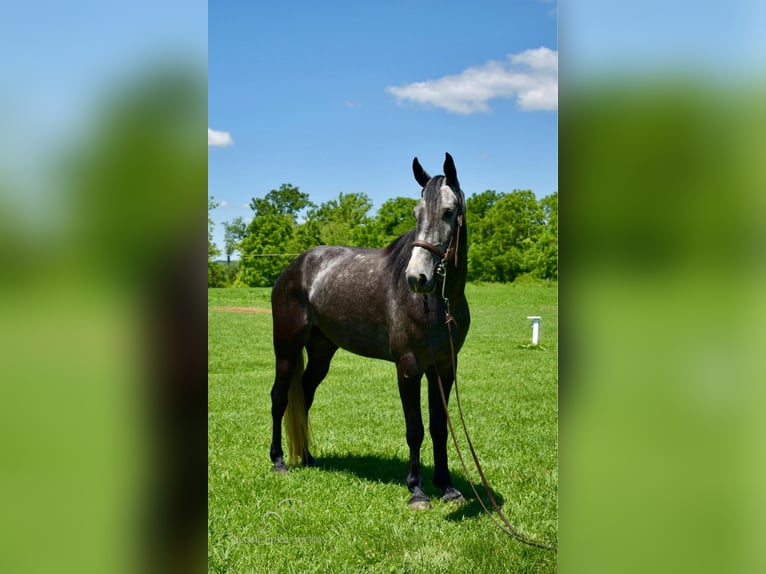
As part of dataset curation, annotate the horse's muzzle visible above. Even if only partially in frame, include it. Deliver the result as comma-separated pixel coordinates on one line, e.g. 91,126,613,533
406,243,440,294
407,271,435,294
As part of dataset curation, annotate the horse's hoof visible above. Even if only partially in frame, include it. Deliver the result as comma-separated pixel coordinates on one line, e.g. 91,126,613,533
442,493,466,505
408,496,432,510
441,488,466,505
272,462,288,474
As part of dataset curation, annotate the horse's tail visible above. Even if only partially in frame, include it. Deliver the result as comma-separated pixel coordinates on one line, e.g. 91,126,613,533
284,351,310,465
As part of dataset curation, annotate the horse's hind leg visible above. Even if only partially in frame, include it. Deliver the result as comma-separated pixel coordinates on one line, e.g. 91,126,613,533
427,366,465,504
299,327,338,466
269,347,303,472
269,294,311,472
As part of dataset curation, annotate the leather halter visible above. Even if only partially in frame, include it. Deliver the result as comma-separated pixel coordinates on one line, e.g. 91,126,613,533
411,213,464,269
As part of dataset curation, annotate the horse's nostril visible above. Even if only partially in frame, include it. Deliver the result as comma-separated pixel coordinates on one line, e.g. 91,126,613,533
418,274,427,286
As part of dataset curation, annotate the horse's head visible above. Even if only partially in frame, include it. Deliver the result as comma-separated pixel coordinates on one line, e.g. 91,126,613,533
406,153,465,294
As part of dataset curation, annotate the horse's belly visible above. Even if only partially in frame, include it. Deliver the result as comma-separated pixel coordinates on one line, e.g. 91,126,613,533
332,328,393,361
310,308,394,361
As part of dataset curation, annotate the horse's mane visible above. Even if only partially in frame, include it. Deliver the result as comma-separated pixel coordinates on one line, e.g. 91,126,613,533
383,228,416,270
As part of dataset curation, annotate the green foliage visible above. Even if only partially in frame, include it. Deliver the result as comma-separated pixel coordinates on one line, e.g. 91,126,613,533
233,184,313,287
535,192,558,280
465,189,503,221
209,260,240,288
249,183,313,219
238,214,297,287
208,196,226,287
208,260,227,287
356,197,419,248
469,190,557,283
208,196,221,259
303,192,373,247
214,182,557,288
223,216,247,261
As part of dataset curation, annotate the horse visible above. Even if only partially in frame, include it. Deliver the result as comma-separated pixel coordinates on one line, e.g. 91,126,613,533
269,153,469,509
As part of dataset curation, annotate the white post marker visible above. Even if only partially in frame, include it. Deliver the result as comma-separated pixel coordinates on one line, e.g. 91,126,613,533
527,316,541,345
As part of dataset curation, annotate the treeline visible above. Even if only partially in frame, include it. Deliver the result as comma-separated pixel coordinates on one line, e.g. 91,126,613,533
208,185,557,287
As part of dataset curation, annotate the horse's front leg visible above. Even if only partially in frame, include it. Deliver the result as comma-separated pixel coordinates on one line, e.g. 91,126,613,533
427,366,465,504
397,357,430,509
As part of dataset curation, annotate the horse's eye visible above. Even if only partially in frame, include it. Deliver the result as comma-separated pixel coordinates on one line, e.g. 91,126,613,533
443,208,454,219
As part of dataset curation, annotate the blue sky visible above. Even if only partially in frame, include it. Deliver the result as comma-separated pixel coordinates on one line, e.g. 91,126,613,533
208,0,558,255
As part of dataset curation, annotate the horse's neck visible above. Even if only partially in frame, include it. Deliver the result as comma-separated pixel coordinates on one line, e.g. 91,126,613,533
445,224,468,300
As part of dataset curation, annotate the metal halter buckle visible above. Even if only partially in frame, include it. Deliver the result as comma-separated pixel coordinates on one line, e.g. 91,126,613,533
435,260,447,280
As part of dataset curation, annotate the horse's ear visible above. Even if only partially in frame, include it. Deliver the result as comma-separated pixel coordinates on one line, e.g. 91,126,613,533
444,152,459,188
413,157,431,189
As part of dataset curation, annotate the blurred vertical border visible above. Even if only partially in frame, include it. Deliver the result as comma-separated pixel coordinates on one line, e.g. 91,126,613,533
560,1,766,573
0,2,207,573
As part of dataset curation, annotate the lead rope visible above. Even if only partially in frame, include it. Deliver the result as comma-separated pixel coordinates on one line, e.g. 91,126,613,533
427,262,556,551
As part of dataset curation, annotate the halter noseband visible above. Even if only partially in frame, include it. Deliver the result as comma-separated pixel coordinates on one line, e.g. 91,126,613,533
411,213,464,270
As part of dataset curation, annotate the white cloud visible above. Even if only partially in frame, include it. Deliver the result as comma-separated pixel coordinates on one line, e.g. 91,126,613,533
386,47,557,114
208,127,233,147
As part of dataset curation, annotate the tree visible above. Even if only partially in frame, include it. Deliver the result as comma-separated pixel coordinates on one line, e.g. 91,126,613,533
466,190,505,278
466,189,503,222
208,197,228,286
226,182,557,287
223,216,247,263
468,190,545,282
249,183,313,219
301,192,373,247
208,196,220,259
535,191,558,280
237,214,295,286
237,184,313,287
356,197,419,248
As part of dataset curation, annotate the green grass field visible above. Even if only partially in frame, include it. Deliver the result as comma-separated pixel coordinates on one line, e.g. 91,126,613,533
208,282,558,573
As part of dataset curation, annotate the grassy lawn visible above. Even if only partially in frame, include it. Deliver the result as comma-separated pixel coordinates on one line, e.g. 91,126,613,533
208,282,558,573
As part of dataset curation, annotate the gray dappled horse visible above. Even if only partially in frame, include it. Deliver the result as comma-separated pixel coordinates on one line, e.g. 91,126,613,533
269,153,469,508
